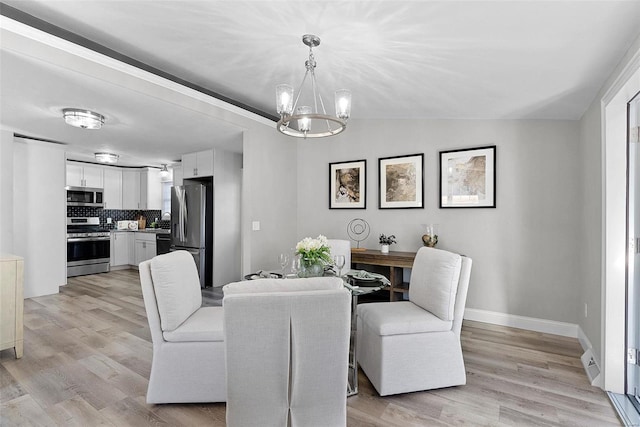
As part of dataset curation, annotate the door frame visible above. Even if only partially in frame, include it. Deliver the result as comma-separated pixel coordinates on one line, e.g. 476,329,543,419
602,48,640,394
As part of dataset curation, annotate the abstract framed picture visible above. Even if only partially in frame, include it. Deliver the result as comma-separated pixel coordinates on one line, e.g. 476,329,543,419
378,153,424,209
329,159,366,209
439,145,496,208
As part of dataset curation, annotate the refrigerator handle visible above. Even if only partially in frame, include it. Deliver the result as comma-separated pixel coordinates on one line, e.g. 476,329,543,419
178,187,186,243
181,189,188,242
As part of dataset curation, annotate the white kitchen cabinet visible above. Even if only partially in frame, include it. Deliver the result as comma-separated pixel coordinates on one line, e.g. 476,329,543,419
66,162,103,188
66,163,84,187
103,167,122,209
140,168,162,210
134,233,157,265
83,165,104,188
182,149,214,178
110,231,132,267
122,168,161,210
122,169,141,210
182,152,197,178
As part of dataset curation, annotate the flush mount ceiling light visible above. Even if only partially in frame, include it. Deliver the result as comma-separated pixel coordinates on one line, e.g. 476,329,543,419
62,108,105,130
94,152,119,164
159,164,170,180
276,34,351,139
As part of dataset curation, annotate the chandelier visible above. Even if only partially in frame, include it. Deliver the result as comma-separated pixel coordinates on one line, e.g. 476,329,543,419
276,34,351,139
63,108,105,130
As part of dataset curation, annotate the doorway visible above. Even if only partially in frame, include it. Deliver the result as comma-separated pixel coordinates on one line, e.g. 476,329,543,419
627,93,640,412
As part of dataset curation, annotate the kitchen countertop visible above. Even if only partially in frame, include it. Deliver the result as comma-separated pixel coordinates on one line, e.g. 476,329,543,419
111,229,170,234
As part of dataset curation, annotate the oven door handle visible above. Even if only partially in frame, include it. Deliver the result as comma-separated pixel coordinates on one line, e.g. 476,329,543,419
67,237,111,242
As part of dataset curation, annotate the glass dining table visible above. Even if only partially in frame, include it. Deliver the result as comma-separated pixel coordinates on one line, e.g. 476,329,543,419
341,271,390,396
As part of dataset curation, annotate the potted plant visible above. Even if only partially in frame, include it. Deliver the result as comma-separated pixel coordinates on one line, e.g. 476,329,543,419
379,234,396,254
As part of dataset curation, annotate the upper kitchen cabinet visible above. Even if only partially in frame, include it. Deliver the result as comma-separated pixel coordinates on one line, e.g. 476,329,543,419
122,168,162,210
66,162,103,188
122,169,141,210
182,149,214,179
140,168,162,210
103,167,122,210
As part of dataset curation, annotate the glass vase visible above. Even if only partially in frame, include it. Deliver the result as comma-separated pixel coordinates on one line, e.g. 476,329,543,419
298,260,325,278
422,223,439,247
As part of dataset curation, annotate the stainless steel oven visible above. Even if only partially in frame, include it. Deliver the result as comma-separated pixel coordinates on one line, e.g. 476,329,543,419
67,217,110,277
66,186,104,207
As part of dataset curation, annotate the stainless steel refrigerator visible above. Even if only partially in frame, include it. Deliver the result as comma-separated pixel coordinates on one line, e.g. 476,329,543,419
170,183,213,287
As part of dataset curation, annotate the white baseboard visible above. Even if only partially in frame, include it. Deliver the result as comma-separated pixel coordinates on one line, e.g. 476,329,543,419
464,308,579,338
577,324,593,352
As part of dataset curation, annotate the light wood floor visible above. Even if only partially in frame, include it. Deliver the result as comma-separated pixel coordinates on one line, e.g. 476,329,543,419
0,269,621,426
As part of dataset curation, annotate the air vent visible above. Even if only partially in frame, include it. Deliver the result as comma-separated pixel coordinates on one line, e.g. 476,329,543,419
581,348,601,386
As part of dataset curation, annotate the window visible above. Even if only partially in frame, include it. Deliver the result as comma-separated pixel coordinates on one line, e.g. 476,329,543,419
162,181,172,217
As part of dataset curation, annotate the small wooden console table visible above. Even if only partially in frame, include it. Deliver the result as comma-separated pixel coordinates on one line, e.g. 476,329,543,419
351,249,416,301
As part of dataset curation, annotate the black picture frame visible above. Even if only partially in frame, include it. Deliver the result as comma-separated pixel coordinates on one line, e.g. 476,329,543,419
439,145,496,208
329,159,366,209
378,153,424,209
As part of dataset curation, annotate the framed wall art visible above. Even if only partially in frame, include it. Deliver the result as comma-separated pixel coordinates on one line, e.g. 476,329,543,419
378,153,424,209
329,159,366,209
439,145,496,208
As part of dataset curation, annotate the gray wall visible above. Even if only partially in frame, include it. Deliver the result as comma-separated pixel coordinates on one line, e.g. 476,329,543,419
212,148,243,287
578,99,603,359
297,118,582,323
242,125,298,274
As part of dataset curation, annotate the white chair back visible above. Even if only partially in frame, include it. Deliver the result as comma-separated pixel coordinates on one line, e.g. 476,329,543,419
223,277,350,427
327,239,351,271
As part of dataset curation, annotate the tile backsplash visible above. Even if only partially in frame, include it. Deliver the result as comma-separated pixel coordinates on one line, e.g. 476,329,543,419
67,207,170,230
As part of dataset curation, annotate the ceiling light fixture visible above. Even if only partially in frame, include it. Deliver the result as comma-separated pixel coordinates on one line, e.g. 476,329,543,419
94,152,119,164
276,34,351,139
62,108,105,130
159,164,170,180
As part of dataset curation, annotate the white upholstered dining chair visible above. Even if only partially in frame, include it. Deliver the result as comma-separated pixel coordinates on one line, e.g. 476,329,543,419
327,239,351,271
223,277,351,427
139,250,226,403
356,247,472,396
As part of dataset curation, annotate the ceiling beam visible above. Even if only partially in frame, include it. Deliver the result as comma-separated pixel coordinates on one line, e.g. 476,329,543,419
0,2,279,122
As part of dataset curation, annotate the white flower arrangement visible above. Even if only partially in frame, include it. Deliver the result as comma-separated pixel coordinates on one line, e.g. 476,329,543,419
295,235,332,266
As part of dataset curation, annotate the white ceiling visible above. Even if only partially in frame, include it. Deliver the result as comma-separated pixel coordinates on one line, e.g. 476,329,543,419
1,1,640,167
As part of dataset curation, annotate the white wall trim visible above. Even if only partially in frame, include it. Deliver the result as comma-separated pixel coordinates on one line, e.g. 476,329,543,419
577,325,594,353
464,308,579,338
601,51,640,394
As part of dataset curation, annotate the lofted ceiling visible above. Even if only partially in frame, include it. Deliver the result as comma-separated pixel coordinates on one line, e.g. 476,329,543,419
1,1,640,167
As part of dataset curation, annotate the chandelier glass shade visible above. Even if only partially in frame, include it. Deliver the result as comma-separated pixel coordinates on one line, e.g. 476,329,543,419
159,164,170,180
276,34,351,139
94,152,119,164
63,108,105,130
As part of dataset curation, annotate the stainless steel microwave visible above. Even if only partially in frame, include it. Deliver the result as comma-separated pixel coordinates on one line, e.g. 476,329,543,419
66,186,104,207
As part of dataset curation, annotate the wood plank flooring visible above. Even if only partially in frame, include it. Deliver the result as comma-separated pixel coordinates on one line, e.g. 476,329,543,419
0,269,621,426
